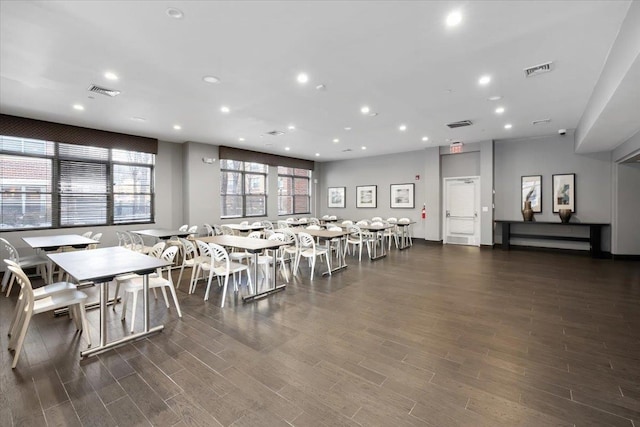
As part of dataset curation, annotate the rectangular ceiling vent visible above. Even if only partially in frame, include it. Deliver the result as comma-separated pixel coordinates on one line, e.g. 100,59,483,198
88,84,121,97
446,120,473,129
532,118,551,125
524,61,553,78
265,130,284,136
342,148,352,152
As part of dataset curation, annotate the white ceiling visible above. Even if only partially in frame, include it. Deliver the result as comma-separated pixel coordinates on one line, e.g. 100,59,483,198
0,0,634,161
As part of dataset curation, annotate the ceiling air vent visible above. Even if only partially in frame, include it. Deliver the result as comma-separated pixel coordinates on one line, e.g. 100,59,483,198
265,130,284,136
342,148,352,152
446,120,473,129
88,84,121,97
524,61,553,78
532,118,551,125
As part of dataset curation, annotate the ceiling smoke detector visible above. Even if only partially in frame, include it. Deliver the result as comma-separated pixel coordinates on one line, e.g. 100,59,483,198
524,61,553,78
446,120,473,129
265,130,284,136
87,84,120,97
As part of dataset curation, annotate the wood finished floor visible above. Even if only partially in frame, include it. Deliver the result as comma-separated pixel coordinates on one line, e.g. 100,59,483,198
1,244,639,427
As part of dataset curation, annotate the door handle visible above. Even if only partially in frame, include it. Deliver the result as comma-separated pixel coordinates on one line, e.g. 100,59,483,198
446,210,450,217
475,211,478,218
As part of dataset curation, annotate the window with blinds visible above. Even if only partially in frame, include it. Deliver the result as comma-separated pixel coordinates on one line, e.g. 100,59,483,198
277,167,311,215
0,135,154,230
220,160,267,218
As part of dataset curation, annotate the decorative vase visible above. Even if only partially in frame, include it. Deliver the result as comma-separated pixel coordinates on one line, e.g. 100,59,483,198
522,200,534,221
559,209,572,223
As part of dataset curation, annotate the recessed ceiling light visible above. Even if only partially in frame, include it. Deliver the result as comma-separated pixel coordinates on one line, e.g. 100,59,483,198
360,106,370,114
333,138,340,143
173,124,181,130
422,136,429,142
361,146,367,150
315,153,320,157
238,137,245,141
166,7,184,19
203,76,220,84
488,96,502,101
72,104,84,111
297,73,309,84
446,10,462,27
288,125,296,131
131,117,146,122
495,107,505,114
104,71,118,81
478,75,491,85
285,147,291,151
220,106,230,113
504,124,512,129
399,124,407,131
344,127,352,131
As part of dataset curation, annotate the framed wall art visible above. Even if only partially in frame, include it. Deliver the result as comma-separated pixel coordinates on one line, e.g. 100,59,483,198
390,183,415,208
327,187,346,208
552,173,575,213
356,185,377,208
521,175,542,213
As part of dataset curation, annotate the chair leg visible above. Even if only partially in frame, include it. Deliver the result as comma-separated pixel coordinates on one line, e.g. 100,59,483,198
1,270,11,293
129,291,138,333
310,256,315,279
11,314,32,369
167,285,182,318
159,286,170,308
204,270,215,301
5,273,16,297
8,290,25,338
325,253,331,275
112,281,120,311
77,303,91,346
177,263,186,289
121,292,128,321
220,274,229,308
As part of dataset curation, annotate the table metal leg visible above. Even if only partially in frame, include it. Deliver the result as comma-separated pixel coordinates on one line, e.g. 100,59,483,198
243,250,286,303
322,237,348,276
369,231,387,260
81,275,164,358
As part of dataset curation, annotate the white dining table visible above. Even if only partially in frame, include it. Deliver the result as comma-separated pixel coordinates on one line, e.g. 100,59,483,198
196,235,286,302
23,234,98,284
48,246,169,358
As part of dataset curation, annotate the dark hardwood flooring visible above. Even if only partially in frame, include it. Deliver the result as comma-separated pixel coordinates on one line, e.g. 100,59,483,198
1,244,639,426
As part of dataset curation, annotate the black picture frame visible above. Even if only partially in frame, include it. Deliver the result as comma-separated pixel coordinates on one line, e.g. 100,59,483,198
552,173,576,213
521,175,542,213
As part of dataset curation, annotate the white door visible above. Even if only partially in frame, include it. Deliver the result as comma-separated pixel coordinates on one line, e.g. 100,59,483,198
443,177,481,246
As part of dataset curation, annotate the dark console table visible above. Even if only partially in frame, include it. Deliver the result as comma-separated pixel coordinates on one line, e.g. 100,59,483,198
495,220,609,258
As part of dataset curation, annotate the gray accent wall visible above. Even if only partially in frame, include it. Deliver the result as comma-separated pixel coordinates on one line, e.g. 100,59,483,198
494,132,612,251
613,162,640,255
319,150,427,238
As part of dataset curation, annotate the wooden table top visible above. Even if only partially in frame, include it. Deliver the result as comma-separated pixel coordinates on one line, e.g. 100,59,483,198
197,235,285,253
23,235,98,250
132,229,191,239
48,246,169,283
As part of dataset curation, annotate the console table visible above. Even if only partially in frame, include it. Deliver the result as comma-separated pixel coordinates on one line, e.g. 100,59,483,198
495,220,609,258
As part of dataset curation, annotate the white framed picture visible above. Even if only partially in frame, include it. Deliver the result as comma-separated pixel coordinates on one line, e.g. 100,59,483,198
390,183,415,209
327,187,346,208
356,185,377,208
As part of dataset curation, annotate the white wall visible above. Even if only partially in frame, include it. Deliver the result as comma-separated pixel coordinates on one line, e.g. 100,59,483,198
612,162,640,255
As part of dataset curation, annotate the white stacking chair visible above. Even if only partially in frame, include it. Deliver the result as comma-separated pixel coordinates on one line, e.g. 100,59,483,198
385,218,399,250
326,225,344,261
187,225,199,237
309,217,320,226
204,223,215,237
212,224,223,236
177,237,202,289
81,231,93,238
296,232,331,279
341,220,353,227
281,229,300,275
1,237,49,296
277,220,289,229
129,232,152,254
178,224,189,232
113,242,165,309
371,217,383,222
262,220,274,230
4,259,78,341
7,264,91,369
204,242,253,307
398,217,413,246
88,232,102,250
329,215,337,221
344,224,369,262
119,246,182,333
220,225,234,235
322,215,330,220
